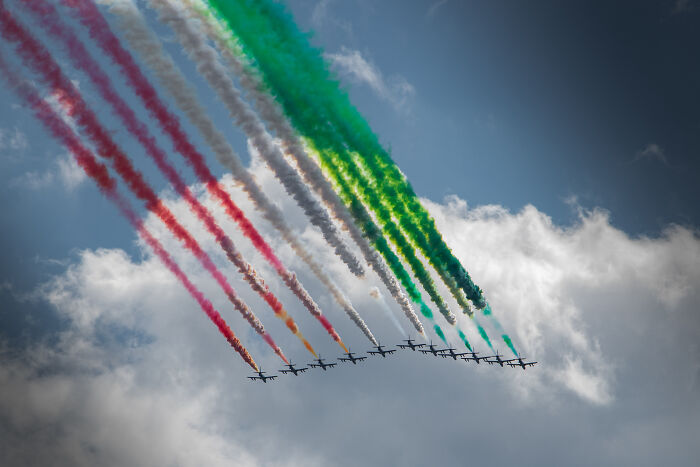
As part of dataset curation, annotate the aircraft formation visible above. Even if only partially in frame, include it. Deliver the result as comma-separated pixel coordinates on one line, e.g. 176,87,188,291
249,338,536,382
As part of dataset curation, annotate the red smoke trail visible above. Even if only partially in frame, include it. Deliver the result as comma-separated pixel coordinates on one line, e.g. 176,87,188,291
0,5,287,363
0,54,257,371
24,0,314,356
62,0,346,350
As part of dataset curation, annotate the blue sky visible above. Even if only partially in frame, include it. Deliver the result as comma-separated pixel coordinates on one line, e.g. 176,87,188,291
0,1,699,466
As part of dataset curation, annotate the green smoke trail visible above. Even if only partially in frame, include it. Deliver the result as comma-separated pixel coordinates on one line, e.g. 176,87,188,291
484,303,519,356
205,0,458,324
502,334,518,357
457,329,472,352
473,316,493,350
434,324,447,344
215,0,487,310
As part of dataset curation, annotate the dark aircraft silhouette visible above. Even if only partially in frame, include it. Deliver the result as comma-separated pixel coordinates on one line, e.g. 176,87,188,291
485,350,517,367
460,350,488,364
507,357,537,369
439,346,470,360
367,344,396,358
419,342,448,356
279,362,308,376
309,356,337,371
338,352,367,365
397,337,426,351
248,370,277,383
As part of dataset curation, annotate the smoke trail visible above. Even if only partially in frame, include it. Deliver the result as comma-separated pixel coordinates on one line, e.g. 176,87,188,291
141,0,376,345
204,0,458,326
473,316,494,351
0,6,287,363
181,0,424,336
433,324,447,344
64,0,347,352
483,303,518,356
148,0,364,279
457,329,472,352
304,144,452,342
24,0,315,359
0,55,257,370
369,287,405,337
233,0,489,311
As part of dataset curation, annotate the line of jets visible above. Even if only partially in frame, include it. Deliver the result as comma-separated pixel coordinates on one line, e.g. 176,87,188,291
248,338,537,382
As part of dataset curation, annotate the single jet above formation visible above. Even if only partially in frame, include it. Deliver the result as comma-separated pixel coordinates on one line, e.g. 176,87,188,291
419,342,448,356
338,352,367,365
248,370,278,383
309,357,337,371
397,337,426,351
279,362,308,376
507,357,537,370
439,346,470,360
485,351,516,367
367,344,396,358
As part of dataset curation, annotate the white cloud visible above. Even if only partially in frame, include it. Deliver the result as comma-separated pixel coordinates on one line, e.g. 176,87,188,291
326,47,415,113
635,142,668,164
10,153,86,191
0,127,28,152
1,169,699,465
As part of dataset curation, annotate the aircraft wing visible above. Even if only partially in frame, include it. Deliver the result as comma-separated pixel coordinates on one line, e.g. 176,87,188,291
279,370,290,374
338,357,349,362
269,375,278,380
386,350,396,354
328,363,337,368
248,376,260,380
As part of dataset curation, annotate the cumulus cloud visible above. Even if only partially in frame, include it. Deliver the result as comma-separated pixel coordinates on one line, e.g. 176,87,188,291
1,169,699,465
9,153,86,191
326,47,415,113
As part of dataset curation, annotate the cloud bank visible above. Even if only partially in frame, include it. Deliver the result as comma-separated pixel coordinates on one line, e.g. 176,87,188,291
1,170,698,466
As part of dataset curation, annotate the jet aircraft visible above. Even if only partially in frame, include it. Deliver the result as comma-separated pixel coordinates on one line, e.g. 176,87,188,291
309,357,337,371
367,344,396,358
485,351,517,367
439,346,470,360
397,337,426,351
338,352,367,365
248,370,278,383
279,362,308,376
460,350,488,364
507,357,537,370
419,342,448,356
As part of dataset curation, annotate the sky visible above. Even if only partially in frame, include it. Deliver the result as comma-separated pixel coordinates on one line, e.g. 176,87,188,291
0,0,699,466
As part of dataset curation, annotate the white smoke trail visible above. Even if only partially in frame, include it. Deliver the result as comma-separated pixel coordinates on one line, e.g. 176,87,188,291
183,0,425,336
148,0,364,279
369,287,406,337
102,0,376,344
